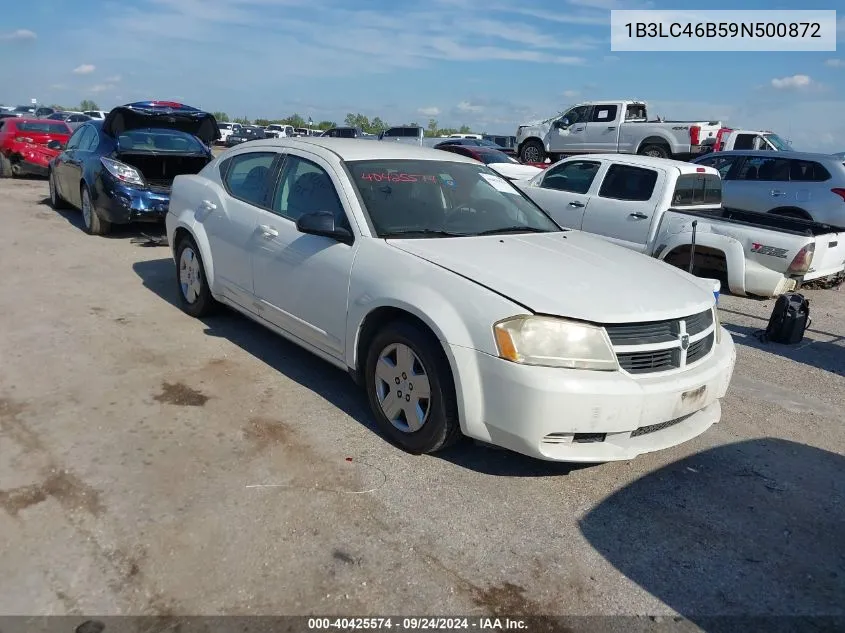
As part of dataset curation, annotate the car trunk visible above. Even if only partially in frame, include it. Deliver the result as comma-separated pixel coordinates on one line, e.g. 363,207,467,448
117,152,210,190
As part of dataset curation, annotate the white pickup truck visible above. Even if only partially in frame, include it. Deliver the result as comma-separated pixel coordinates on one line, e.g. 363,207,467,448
515,154,845,298
702,128,792,153
516,100,721,165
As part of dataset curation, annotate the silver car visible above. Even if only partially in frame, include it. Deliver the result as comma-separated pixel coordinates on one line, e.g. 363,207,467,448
693,150,845,226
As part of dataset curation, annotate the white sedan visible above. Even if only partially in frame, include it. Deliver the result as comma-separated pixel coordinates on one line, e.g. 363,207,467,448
165,138,736,462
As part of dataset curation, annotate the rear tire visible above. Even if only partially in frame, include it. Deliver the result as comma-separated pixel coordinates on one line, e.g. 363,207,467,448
364,320,462,455
175,236,219,318
519,139,546,164
638,144,671,159
81,184,111,235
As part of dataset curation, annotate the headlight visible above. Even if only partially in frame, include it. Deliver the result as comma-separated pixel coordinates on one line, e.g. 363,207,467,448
713,306,722,344
493,315,618,371
100,157,145,186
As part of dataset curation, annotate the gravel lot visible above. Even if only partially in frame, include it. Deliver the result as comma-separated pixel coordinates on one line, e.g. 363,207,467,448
1,176,843,625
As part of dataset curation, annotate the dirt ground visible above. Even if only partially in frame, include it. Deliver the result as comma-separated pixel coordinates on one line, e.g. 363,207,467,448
0,176,843,625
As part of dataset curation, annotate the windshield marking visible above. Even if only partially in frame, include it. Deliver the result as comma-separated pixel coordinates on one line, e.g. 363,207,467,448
360,172,438,183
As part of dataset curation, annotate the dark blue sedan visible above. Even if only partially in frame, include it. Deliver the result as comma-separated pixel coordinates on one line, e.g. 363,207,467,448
48,101,220,235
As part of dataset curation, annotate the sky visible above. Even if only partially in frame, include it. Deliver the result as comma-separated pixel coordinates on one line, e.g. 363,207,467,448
1,0,844,151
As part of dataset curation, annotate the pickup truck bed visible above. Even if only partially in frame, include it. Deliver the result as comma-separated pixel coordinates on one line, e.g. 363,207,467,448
658,207,845,293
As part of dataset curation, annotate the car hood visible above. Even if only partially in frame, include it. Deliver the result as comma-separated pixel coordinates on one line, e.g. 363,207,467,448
103,102,220,143
388,231,715,323
488,162,543,181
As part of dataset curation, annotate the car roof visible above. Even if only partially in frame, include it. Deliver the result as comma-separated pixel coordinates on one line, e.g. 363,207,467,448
581,153,715,172
235,137,480,163
696,149,843,162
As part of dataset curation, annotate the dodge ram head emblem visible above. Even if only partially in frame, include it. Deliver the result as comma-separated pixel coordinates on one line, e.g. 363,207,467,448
679,333,690,350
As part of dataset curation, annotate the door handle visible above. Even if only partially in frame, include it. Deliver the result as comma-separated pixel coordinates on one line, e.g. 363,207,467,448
200,199,217,211
771,190,785,196
568,201,585,208
259,224,278,237
607,126,616,130
629,212,649,219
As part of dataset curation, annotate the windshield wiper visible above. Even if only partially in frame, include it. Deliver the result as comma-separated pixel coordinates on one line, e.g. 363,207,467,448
383,229,470,238
474,226,554,236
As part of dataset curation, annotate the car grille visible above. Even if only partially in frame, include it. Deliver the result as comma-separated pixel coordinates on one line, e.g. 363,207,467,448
604,309,715,376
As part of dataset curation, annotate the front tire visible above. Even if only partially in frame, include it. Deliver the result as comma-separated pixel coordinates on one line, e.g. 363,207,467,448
49,170,70,209
175,236,218,318
364,320,462,454
519,139,546,164
81,184,111,235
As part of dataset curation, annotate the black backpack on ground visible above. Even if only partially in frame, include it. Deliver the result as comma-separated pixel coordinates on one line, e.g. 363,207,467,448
759,292,810,344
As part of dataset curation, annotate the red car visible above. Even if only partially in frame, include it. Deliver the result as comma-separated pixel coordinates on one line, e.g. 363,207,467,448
0,117,72,178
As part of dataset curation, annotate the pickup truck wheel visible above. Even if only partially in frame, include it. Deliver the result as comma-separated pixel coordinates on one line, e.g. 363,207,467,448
638,144,670,159
0,153,13,178
364,320,462,455
175,236,219,318
81,185,111,235
519,140,546,164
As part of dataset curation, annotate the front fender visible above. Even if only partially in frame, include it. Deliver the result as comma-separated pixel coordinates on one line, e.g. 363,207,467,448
657,231,747,295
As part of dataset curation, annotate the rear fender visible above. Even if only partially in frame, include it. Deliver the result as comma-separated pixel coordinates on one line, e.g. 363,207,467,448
167,176,216,289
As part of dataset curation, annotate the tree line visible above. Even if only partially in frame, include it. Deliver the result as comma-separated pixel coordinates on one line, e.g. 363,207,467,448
213,111,478,137
39,103,481,137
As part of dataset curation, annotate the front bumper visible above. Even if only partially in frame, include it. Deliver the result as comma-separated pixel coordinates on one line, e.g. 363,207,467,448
94,178,170,225
449,329,737,462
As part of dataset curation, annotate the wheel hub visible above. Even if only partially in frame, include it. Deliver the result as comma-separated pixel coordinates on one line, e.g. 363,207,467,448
375,343,432,433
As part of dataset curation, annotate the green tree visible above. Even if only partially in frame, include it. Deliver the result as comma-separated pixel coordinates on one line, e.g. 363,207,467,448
254,118,271,126
49,104,67,111
233,115,251,124
79,100,99,111
425,119,439,137
459,124,472,133
282,113,306,128
212,111,229,122
370,117,386,133
317,120,335,130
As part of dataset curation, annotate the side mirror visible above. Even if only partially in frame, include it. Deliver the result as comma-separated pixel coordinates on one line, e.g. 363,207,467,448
46,140,64,151
295,211,353,244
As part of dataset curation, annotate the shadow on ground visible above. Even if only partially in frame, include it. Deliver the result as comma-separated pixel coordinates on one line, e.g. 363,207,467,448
719,307,845,376
132,257,589,477
38,197,168,243
580,438,845,631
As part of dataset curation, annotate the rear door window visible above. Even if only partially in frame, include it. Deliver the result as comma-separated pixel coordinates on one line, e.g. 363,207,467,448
223,151,278,208
787,160,831,182
736,157,790,181
672,173,722,205
598,164,658,201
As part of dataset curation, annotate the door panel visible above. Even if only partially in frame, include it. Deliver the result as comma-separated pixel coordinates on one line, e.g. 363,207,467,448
584,104,620,152
580,163,663,251
202,151,279,307
547,105,590,153
524,159,604,228
251,153,356,359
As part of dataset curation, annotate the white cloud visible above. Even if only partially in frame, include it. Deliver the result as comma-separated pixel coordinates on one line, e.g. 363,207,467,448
104,74,122,83
418,106,440,116
73,64,96,75
825,59,844,68
0,29,36,41
456,101,485,113
604,55,619,62
50,84,67,90
90,84,115,93
770,74,813,90
562,90,580,98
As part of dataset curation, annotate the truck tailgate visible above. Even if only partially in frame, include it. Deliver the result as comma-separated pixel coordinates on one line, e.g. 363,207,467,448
805,230,845,281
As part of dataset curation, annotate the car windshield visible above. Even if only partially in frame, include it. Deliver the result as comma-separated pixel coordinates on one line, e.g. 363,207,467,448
117,128,206,153
476,150,518,165
764,134,790,151
346,159,562,238
17,121,71,133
